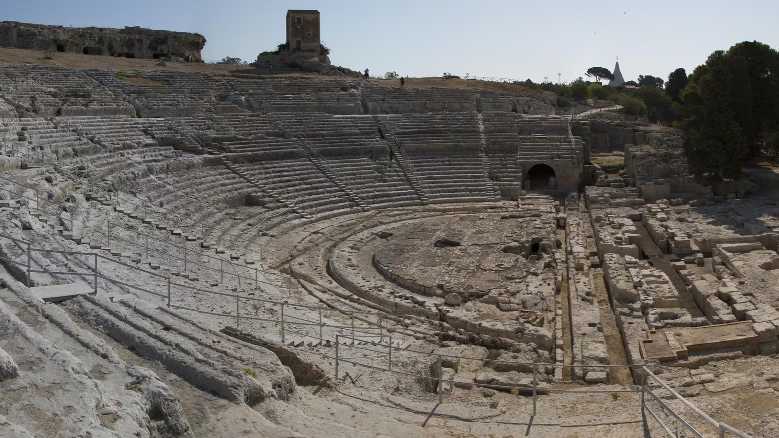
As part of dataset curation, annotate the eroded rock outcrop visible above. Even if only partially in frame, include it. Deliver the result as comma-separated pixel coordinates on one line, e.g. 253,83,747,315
0,21,205,61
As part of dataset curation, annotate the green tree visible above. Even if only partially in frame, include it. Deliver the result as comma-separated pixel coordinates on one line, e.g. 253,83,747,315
217,56,244,65
585,66,614,83
588,83,612,100
726,41,779,157
682,51,751,178
680,41,779,178
615,94,646,117
636,86,675,123
637,75,664,88
569,79,590,101
666,68,688,102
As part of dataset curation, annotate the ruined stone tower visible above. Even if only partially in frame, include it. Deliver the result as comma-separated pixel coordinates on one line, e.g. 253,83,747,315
286,10,321,55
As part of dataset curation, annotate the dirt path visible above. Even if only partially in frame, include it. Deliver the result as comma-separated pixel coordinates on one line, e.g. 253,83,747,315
590,270,633,384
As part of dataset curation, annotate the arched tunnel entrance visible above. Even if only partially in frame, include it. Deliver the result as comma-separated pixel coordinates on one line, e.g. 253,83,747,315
526,164,557,190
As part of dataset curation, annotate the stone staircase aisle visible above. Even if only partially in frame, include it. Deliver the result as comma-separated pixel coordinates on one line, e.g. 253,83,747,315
297,138,370,211
375,118,429,204
476,112,502,200
220,156,308,218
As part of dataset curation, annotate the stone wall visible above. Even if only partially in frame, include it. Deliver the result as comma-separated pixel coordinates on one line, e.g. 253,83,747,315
623,128,711,201
0,21,205,61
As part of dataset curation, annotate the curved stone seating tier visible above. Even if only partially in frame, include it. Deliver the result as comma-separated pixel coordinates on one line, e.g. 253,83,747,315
0,66,560,118
0,65,133,117
363,86,477,114
56,116,161,149
233,159,359,216
247,94,362,114
479,93,557,115
487,153,524,187
320,156,423,208
0,118,99,162
380,113,482,146
61,146,181,183
149,166,252,209
131,94,220,117
205,205,300,254
273,113,379,138
403,153,499,202
219,136,300,154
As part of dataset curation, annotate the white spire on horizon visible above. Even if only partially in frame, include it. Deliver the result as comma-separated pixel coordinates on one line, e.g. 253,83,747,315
608,60,625,87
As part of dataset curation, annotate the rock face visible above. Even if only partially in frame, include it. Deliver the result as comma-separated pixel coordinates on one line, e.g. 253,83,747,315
0,346,18,381
0,21,205,61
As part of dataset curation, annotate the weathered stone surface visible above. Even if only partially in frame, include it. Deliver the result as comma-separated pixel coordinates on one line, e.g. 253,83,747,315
433,345,488,372
444,292,463,306
126,366,191,436
0,21,205,61
584,371,607,383
0,347,18,381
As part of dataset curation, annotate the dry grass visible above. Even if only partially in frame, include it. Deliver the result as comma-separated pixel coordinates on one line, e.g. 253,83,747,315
0,48,550,97
370,76,549,97
591,153,625,173
0,47,251,76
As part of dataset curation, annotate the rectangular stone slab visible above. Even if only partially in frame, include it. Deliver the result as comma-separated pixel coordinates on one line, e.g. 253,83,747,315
31,282,92,303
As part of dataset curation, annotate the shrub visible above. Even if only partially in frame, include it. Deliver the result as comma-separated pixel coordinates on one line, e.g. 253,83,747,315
556,96,572,108
616,94,647,117
569,80,590,101
589,84,612,100
217,57,244,65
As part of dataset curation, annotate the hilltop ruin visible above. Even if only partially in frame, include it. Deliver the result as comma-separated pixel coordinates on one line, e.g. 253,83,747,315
0,21,206,61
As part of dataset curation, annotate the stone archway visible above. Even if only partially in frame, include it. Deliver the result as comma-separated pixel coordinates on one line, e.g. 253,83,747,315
526,164,557,190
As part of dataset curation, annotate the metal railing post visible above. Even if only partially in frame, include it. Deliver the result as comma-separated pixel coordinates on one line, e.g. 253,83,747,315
335,334,340,380
145,232,149,259
26,242,31,286
388,335,393,371
93,254,98,294
220,259,224,283
255,267,258,289
235,293,240,329
438,355,444,403
167,276,171,307
378,317,383,343
532,365,538,417
350,314,355,345
107,220,111,248
641,384,649,438
183,245,187,273
318,307,323,344
280,302,286,344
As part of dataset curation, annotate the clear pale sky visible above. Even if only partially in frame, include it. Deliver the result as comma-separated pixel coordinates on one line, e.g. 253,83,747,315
4,0,778,83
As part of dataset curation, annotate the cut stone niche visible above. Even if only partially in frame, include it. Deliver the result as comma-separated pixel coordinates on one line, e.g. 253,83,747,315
434,238,461,248
501,237,546,258
82,46,103,55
